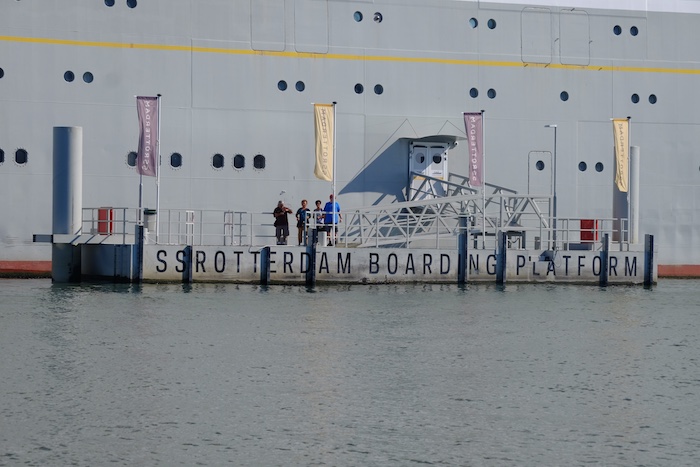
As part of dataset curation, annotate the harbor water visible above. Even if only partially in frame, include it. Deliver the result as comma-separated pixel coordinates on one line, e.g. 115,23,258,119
1,279,699,466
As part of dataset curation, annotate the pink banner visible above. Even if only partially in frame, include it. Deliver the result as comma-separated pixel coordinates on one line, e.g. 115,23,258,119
136,96,159,178
463,112,483,187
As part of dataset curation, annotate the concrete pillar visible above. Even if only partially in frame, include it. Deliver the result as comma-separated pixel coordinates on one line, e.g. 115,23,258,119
51,127,83,283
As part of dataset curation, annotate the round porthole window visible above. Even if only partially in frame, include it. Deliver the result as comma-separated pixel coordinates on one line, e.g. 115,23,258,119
578,161,587,172
64,71,75,82
536,161,545,171
469,18,478,28
354,11,363,22
354,83,364,94
595,162,604,172
469,88,478,98
613,25,622,35
170,152,182,168
212,153,224,169
560,91,569,101
278,80,287,91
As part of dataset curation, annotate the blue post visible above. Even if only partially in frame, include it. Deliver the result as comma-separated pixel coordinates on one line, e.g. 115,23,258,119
260,247,271,285
496,231,506,285
644,234,655,288
599,234,609,287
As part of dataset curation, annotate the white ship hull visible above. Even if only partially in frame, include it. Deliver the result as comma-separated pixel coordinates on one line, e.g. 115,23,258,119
1,0,699,277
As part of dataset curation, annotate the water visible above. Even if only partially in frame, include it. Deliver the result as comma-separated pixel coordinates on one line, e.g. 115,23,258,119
1,279,699,466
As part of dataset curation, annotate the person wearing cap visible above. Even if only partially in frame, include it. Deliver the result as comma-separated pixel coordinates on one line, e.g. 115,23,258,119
272,200,292,245
323,194,341,246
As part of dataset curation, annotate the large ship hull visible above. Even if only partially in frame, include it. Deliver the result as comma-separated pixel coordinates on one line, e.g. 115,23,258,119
1,0,699,277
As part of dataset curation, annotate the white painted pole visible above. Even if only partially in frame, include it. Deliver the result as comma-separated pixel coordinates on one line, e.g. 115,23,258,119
332,101,337,246
155,94,162,243
629,145,640,243
481,110,486,249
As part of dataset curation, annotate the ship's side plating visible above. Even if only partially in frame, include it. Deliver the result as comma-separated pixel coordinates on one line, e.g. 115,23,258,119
0,0,699,275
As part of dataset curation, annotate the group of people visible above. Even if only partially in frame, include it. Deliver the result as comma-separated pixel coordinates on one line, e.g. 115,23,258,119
273,194,341,246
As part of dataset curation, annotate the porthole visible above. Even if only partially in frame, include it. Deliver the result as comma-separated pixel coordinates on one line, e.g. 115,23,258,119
64,71,75,82
354,83,364,94
127,0,137,8
469,18,478,28
630,26,639,36
469,87,478,98
631,93,639,104
127,151,137,167
487,19,496,29
170,152,182,168
354,11,363,22
0,68,4,79
105,0,115,6
536,160,545,171
649,94,657,104
278,80,287,91
560,91,569,101
212,153,224,169
595,162,604,172
15,148,28,165
374,84,384,95
233,154,245,169
373,12,383,23
253,154,266,169
83,72,94,83
416,153,425,164
613,25,622,35
578,161,587,172
295,81,305,92
0,149,4,164
487,88,496,99
432,155,442,164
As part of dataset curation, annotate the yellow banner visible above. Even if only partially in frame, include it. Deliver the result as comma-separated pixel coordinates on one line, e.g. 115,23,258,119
314,103,334,181
612,118,629,192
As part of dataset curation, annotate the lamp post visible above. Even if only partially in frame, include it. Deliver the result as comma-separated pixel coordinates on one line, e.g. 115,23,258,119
544,124,557,250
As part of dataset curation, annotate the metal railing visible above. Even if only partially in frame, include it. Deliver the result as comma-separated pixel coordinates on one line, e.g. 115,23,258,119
81,198,631,252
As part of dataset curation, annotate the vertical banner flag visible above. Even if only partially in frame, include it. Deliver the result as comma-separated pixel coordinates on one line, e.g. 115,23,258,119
612,118,629,192
314,103,334,181
463,112,484,187
136,96,159,178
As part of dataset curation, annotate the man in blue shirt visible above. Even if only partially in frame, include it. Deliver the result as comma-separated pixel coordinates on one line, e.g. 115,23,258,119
323,194,341,246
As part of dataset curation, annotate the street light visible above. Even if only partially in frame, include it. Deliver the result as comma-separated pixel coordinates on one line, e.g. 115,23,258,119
544,124,558,250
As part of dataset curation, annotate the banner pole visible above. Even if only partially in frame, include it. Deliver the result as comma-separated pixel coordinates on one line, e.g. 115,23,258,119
332,101,337,245
155,94,162,243
627,116,631,242
481,109,486,249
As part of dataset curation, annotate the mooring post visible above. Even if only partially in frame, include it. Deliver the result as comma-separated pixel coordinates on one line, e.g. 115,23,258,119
306,229,317,287
600,233,609,286
260,246,271,285
644,234,655,288
496,230,507,284
458,216,468,285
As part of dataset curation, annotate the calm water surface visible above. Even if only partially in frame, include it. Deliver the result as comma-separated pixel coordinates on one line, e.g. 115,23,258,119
1,279,699,466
